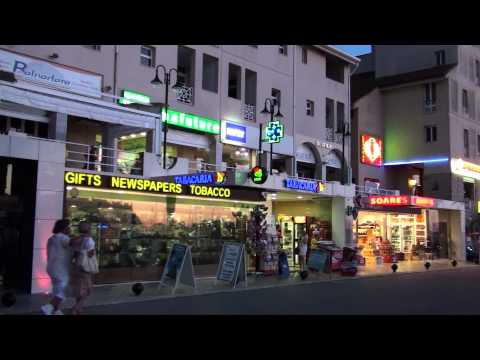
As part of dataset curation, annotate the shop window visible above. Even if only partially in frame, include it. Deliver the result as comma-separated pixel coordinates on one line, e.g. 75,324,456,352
140,45,155,67
272,155,291,175
228,63,242,100
166,143,209,164
177,46,195,87
66,188,256,284
202,54,218,93
222,144,253,171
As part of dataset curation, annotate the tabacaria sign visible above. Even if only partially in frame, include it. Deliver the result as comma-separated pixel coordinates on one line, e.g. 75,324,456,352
284,178,326,193
0,48,103,98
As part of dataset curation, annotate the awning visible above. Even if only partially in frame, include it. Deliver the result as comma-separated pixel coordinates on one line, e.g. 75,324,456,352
0,81,160,129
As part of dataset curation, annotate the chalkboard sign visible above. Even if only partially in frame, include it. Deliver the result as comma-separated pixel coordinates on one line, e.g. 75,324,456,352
308,249,329,272
216,242,246,288
160,243,195,293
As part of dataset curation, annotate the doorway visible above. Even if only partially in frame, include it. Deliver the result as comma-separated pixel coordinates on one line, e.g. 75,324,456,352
0,157,37,294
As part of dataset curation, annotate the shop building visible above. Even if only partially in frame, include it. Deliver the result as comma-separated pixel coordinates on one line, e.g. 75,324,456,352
350,45,471,262
0,45,359,294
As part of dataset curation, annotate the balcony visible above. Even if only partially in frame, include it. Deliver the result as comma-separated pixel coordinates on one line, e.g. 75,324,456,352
175,85,194,105
243,104,256,121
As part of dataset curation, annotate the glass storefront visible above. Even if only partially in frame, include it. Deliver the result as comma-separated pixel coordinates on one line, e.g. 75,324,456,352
353,209,451,264
222,144,255,171
66,187,258,283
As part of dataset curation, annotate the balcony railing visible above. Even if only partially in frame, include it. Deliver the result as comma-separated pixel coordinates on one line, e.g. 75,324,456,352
243,104,256,121
175,85,194,104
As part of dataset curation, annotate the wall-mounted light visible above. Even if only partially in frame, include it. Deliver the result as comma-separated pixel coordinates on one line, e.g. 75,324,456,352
408,178,417,188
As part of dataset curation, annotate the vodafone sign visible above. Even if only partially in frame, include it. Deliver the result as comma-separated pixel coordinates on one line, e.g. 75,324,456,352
361,134,383,166
368,195,435,208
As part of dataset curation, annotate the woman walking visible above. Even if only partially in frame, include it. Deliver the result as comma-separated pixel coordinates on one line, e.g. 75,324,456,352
70,222,96,315
41,219,71,315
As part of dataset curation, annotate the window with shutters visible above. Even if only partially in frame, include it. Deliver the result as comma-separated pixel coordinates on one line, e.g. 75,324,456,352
425,83,437,113
451,80,458,113
464,129,470,157
462,89,469,114
425,126,437,143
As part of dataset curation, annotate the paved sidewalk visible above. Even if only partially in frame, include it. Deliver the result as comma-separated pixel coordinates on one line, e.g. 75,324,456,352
1,259,474,315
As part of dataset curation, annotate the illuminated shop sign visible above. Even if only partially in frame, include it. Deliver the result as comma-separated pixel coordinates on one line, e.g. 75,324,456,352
361,134,383,166
174,172,226,185
451,158,480,180
64,171,231,199
221,121,247,145
265,121,284,143
162,109,220,135
368,195,435,207
118,89,151,105
284,178,325,193
249,166,268,184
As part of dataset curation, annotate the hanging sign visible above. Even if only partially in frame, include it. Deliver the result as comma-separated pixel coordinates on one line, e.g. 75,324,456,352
216,242,247,288
159,243,195,293
361,134,383,166
265,121,284,143
118,89,151,105
249,166,268,184
284,178,325,193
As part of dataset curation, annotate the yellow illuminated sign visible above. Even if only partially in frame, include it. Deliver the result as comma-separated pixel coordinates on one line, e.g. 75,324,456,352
451,158,480,180
64,171,232,199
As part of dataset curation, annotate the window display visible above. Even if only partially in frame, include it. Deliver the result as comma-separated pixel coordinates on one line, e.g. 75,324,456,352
66,187,256,284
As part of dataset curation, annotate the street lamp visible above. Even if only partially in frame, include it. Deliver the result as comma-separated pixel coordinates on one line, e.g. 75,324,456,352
336,121,351,185
151,65,182,169
260,98,283,175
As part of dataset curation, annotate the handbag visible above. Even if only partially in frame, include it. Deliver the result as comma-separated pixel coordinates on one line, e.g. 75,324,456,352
78,237,99,274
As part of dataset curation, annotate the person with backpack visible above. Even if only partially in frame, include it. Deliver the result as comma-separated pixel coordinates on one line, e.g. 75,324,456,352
41,219,72,315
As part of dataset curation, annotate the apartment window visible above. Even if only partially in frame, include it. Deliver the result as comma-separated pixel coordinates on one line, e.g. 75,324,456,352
245,69,257,107
306,100,314,116
272,88,281,107
477,134,480,154
464,129,470,157
140,45,155,67
83,45,101,51
202,54,218,93
425,83,437,112
476,60,480,85
462,89,469,114
425,125,437,143
279,45,288,56
326,55,345,83
302,47,308,64
435,50,446,66
336,102,345,132
228,63,242,100
326,98,335,129
177,46,196,87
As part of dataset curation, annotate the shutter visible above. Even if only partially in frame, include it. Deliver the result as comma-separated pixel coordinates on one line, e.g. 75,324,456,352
451,80,458,113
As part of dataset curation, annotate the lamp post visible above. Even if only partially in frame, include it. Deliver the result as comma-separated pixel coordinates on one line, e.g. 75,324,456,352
151,65,181,169
336,121,351,185
260,98,283,175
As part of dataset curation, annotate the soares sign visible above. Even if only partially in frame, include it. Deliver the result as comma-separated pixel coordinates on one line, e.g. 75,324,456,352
368,195,435,207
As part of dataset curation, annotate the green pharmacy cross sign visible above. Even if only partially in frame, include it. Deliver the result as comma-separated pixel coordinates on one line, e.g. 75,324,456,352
162,109,220,135
265,121,284,143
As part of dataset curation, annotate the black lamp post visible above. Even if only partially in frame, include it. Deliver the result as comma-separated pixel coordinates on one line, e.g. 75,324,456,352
335,121,351,185
260,98,283,175
151,65,181,169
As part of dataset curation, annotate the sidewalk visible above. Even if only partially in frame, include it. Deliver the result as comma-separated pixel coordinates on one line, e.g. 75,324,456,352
1,259,475,315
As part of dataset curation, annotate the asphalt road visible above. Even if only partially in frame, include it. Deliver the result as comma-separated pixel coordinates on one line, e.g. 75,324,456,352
86,267,480,315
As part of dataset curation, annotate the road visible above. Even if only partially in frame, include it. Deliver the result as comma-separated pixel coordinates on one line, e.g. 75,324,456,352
86,267,480,315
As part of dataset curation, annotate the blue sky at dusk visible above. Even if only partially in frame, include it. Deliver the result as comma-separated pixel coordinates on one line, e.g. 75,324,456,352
334,45,371,56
